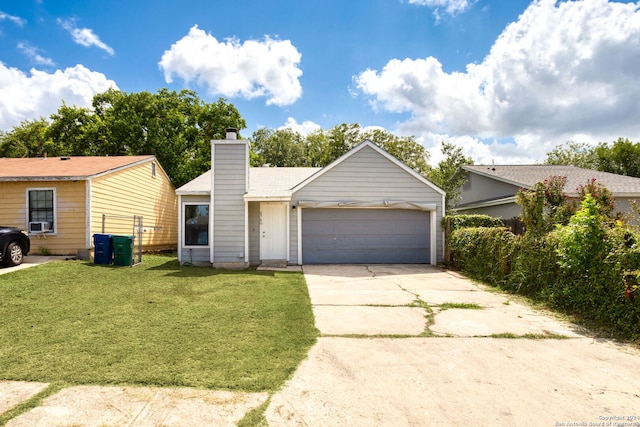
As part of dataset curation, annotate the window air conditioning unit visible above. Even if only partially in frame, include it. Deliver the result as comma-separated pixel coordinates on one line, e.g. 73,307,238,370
28,221,50,233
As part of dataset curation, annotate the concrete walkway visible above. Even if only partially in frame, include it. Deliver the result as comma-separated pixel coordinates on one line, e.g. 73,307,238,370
0,255,68,275
2,264,639,426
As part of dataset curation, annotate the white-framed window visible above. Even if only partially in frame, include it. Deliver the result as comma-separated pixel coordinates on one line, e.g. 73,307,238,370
27,188,56,233
151,161,157,178
184,203,209,246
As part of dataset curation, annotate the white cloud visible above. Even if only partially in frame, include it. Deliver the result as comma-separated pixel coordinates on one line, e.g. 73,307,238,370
17,42,55,66
0,11,26,26
407,0,476,17
57,18,115,56
418,132,552,166
357,0,640,163
159,25,303,106
0,62,117,130
278,117,321,135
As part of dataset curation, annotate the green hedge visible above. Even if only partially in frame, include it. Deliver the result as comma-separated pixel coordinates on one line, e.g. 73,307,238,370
449,224,640,342
449,227,515,285
444,214,505,232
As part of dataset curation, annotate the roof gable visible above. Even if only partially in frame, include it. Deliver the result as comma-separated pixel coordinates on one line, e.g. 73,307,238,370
291,140,445,195
463,164,640,195
176,140,445,198
0,156,156,181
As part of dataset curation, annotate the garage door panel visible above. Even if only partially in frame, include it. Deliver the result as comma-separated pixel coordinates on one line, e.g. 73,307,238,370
302,208,430,264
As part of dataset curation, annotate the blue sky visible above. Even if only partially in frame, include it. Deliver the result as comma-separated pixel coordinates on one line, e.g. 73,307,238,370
1,0,639,164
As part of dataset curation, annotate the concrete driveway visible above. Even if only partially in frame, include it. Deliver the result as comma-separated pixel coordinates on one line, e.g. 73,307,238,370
266,264,640,426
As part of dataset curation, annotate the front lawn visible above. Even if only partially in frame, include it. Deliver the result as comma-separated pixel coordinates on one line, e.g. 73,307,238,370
0,255,317,392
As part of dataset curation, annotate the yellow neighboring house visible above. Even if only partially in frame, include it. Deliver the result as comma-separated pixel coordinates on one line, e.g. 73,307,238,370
0,155,177,258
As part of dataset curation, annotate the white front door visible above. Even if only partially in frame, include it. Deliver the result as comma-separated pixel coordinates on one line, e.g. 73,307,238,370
260,202,288,260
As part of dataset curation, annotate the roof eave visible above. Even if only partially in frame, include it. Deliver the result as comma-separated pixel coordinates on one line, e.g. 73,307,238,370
244,194,292,202
455,196,517,210
0,176,89,182
176,190,211,196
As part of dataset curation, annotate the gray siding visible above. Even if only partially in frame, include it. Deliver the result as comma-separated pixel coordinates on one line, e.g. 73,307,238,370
614,197,640,224
213,143,247,264
461,172,521,205
180,195,210,265
291,145,444,263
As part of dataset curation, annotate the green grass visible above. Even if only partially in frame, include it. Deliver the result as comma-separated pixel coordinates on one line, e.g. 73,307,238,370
0,255,318,392
438,302,484,310
489,332,569,339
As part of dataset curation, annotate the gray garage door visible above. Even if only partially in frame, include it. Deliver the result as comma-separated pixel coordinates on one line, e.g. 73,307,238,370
302,208,430,264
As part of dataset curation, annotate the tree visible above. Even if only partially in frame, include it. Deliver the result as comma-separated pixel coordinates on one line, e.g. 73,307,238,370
250,123,431,175
0,119,55,158
426,142,473,211
594,137,640,178
303,130,328,167
250,127,306,167
46,104,100,156
87,88,245,186
544,141,598,169
544,138,640,178
0,88,245,187
361,127,431,175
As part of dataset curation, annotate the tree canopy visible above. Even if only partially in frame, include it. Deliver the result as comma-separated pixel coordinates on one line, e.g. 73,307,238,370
250,123,432,175
544,138,640,178
0,88,245,187
427,142,474,212
544,141,599,170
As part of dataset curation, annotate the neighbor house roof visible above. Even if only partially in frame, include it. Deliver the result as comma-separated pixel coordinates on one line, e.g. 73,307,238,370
175,167,321,198
0,155,156,181
463,165,640,196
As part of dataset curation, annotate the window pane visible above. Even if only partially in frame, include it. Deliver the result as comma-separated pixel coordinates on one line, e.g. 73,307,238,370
28,189,54,230
184,204,209,246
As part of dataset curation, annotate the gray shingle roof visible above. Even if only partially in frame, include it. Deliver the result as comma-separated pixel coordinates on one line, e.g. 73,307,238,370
176,167,321,197
463,165,640,195
246,167,321,198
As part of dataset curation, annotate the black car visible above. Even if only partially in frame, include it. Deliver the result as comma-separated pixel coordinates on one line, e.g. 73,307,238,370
0,226,31,266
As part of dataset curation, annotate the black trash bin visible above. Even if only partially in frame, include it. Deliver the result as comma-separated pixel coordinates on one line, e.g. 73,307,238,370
93,234,113,265
112,235,134,266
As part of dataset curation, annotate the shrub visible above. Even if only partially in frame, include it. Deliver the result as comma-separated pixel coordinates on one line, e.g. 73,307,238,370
515,176,575,236
576,178,615,218
448,192,640,342
444,214,504,232
507,234,560,296
555,194,608,276
449,226,515,286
